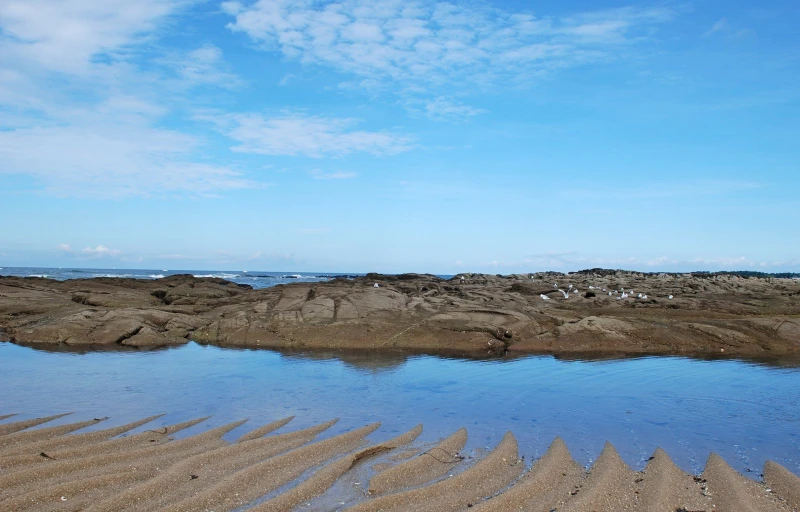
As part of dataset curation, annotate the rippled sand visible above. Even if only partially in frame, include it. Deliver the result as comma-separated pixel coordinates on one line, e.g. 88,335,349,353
0,414,798,511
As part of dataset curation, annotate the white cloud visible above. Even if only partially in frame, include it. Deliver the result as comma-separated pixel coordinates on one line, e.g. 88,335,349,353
225,1,673,93
81,245,122,257
0,120,256,197
0,0,261,197
58,243,72,252
0,0,191,74
207,112,412,157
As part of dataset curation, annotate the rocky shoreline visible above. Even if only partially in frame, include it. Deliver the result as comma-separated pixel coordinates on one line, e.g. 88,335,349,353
1,271,799,361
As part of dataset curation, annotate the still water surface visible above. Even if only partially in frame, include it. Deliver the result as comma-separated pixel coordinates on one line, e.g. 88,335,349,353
1,341,798,478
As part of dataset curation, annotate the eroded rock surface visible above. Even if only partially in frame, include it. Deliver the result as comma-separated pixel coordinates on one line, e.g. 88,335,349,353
1,271,799,360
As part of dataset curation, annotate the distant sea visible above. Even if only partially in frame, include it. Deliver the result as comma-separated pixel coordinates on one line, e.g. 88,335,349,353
0,266,362,290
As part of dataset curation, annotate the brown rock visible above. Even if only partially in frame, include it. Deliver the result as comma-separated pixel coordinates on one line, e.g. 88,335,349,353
1,271,799,362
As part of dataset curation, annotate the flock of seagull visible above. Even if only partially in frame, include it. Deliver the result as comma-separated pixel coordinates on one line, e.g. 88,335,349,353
451,275,676,302
539,282,674,302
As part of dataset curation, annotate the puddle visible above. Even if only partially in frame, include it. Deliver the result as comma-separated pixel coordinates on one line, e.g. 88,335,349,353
0,340,798,478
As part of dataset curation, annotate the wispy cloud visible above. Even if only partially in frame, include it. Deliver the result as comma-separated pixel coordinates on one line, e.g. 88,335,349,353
162,44,243,89
0,120,256,197
0,0,262,197
206,112,413,157
408,97,486,122
224,0,673,95
704,18,729,37
702,17,753,39
81,245,122,257
564,180,762,200
0,0,191,74
57,244,72,252
463,253,797,273
311,170,357,180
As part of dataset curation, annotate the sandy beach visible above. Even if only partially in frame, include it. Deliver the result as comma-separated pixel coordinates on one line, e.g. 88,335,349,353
1,271,799,361
0,413,798,511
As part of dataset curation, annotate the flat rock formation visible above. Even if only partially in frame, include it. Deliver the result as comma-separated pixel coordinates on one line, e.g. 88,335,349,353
1,271,799,360
0,413,797,511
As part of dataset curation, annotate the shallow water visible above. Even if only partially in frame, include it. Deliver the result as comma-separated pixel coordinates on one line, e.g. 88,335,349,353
0,341,798,478
0,266,353,289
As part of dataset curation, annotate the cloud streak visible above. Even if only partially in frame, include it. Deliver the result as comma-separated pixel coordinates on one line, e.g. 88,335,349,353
311,170,357,179
82,245,122,257
564,180,762,200
207,112,413,157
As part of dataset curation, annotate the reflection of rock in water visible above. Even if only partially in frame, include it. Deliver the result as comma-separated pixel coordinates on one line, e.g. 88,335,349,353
278,349,410,373
10,339,174,355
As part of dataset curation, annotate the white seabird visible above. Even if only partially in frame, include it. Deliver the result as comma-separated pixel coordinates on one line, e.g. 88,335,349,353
373,283,380,288
540,294,551,300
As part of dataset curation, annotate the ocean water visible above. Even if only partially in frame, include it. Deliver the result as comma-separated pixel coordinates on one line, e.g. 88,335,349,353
0,266,358,289
0,341,798,478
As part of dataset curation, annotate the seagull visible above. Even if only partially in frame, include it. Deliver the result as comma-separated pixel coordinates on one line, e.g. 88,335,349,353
554,283,558,289
668,295,674,300
608,292,612,296
373,283,380,288
558,289,569,299
642,294,648,299
540,294,551,300
568,284,573,289
621,292,629,299
637,293,642,298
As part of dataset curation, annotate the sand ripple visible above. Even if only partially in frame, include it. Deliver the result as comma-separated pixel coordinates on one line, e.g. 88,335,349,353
0,414,797,511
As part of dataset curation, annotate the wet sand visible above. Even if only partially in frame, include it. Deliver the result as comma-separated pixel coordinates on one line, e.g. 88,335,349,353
0,414,797,511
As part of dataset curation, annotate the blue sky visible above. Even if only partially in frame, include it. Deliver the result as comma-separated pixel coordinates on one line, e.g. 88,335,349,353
1,0,798,273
